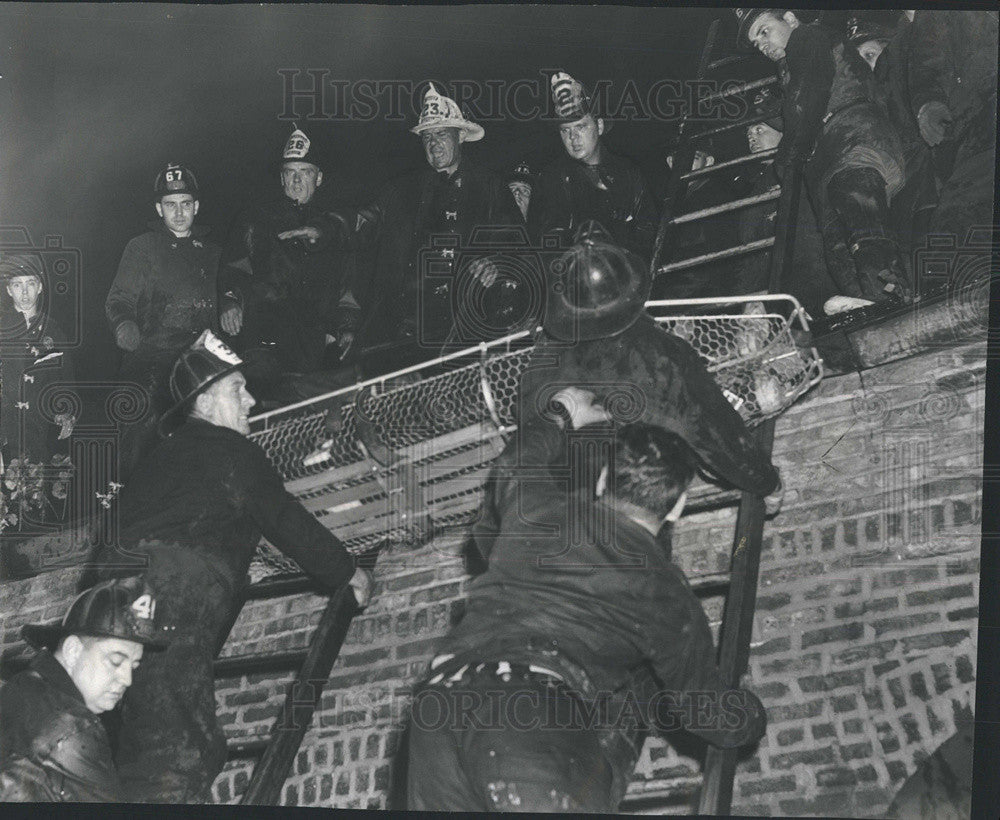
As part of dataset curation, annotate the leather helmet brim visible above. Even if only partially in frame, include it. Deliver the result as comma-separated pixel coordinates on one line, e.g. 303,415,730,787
157,362,242,438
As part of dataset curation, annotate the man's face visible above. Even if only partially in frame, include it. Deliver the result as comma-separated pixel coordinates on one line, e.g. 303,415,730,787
856,39,887,71
747,122,783,153
66,636,143,714
421,127,462,172
559,115,603,165
5,275,43,314
509,181,531,219
198,371,256,435
747,12,797,62
281,161,323,205
155,193,199,236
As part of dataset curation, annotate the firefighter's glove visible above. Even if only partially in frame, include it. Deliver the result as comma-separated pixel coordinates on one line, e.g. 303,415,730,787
349,567,374,608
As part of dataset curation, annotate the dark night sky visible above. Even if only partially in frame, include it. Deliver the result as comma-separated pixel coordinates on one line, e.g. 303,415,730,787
0,3,778,379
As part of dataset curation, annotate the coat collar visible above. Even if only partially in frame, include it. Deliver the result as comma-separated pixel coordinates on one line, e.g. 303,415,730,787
30,648,89,708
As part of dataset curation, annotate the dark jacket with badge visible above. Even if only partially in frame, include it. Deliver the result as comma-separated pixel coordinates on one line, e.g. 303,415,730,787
0,307,75,464
106,222,222,373
219,196,360,373
529,150,658,263
0,649,122,802
90,418,355,802
348,159,524,348
778,23,905,200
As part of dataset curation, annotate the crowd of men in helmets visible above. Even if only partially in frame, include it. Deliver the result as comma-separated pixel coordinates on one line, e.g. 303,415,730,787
0,7,993,810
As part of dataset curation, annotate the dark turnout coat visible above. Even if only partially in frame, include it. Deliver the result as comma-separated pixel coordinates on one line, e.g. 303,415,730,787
347,158,524,346
779,23,905,200
0,650,122,802
529,149,659,262
436,420,744,797
220,196,360,373
106,222,222,373
91,419,355,802
0,307,74,464
519,314,779,496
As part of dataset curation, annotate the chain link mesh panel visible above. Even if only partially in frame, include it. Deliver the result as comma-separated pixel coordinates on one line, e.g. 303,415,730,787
247,296,822,581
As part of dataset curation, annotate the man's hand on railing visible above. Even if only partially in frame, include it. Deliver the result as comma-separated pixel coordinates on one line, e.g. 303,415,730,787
348,567,374,608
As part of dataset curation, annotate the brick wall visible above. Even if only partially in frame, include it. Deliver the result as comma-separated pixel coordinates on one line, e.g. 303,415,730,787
0,339,984,815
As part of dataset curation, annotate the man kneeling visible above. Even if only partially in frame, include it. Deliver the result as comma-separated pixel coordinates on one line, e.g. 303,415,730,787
405,411,766,812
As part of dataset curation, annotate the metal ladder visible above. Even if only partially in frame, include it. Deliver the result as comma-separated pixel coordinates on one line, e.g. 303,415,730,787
641,17,806,816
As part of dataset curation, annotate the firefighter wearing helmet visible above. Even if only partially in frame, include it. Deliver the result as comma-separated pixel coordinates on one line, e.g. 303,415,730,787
105,162,222,478
217,125,362,403
86,329,372,803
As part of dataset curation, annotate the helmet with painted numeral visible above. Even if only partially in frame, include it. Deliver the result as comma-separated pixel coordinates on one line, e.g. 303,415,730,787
153,162,200,202
22,576,168,650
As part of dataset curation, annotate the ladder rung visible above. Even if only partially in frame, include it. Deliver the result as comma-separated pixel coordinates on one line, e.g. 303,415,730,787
694,75,778,106
245,574,317,600
690,109,782,144
227,737,269,759
619,783,702,813
684,487,743,514
670,188,780,225
707,54,752,71
658,237,775,275
681,148,775,180
690,571,732,593
215,649,307,677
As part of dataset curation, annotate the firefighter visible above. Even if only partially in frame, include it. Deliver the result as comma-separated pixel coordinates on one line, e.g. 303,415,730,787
847,12,940,268
530,71,658,264
736,8,911,309
338,83,525,353
407,418,768,812
406,227,779,811
87,330,372,803
1,253,76,469
734,89,839,316
517,221,781,499
218,126,362,400
508,160,535,221
106,163,221,477
0,577,165,802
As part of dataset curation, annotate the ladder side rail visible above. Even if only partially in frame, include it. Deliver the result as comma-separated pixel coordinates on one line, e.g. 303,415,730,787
697,165,805,815
239,584,360,805
650,16,721,276
696,419,775,816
